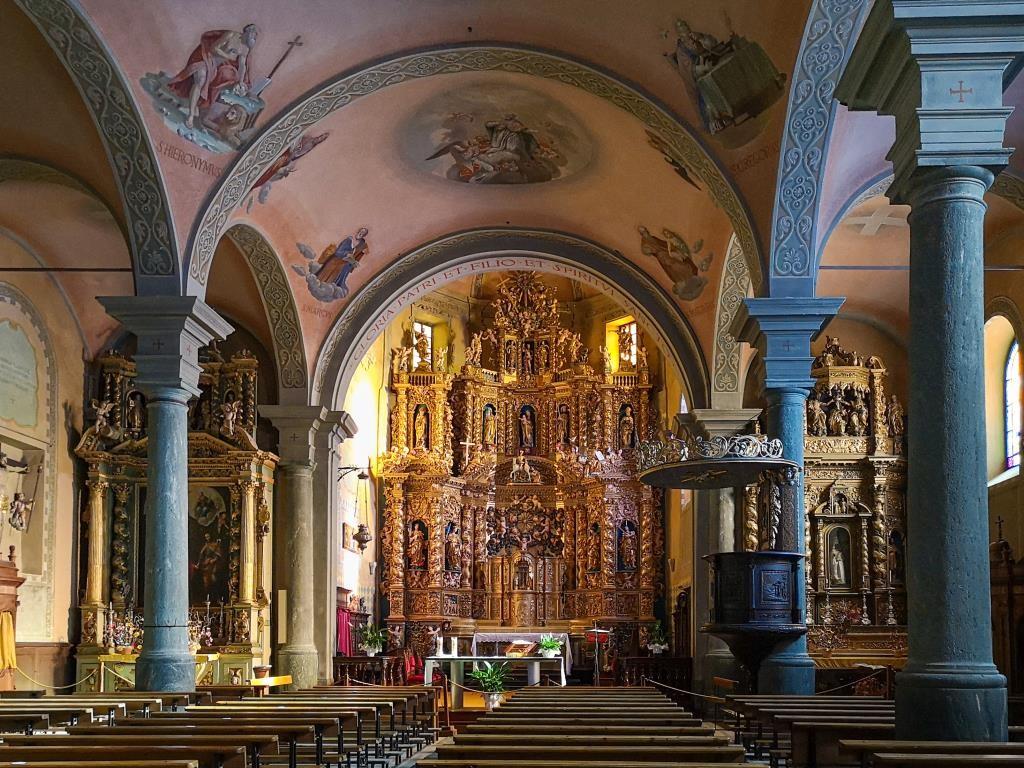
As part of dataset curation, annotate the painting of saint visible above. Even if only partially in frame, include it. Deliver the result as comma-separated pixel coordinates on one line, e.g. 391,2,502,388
519,405,536,450
141,27,304,153
246,131,329,210
618,403,637,450
482,404,497,446
405,82,593,185
407,520,428,570
827,527,852,588
617,520,638,571
667,17,786,148
186,487,231,604
638,225,714,300
413,404,430,451
293,228,369,302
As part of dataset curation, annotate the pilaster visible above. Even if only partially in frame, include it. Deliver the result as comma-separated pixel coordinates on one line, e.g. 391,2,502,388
98,296,232,692
732,296,843,694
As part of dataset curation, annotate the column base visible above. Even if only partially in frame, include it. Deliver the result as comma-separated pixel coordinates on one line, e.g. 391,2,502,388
703,648,746,693
136,650,196,692
896,665,1007,741
757,637,815,694
277,645,319,690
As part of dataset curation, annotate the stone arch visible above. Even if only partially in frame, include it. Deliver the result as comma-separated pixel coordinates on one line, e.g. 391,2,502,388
312,228,710,412
186,44,763,296
223,224,309,401
0,281,58,638
710,233,750,406
987,296,1024,347
13,0,179,295
770,0,871,295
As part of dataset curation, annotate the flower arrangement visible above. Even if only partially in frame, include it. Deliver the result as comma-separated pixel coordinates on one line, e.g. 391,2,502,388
103,603,143,654
188,610,214,654
357,624,388,656
646,620,669,655
538,634,563,658
470,661,510,710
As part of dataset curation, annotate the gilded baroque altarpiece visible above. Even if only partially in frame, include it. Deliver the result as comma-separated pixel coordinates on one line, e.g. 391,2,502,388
378,273,666,657
73,348,276,689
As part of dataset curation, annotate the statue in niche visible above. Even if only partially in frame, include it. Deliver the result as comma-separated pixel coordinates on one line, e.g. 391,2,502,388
849,392,869,436
510,451,534,484
522,341,535,374
482,404,497,446
807,398,827,436
887,530,906,585
219,399,241,440
444,524,462,571
407,520,428,570
566,334,582,367
586,523,602,572
827,394,848,436
600,345,612,373
519,406,536,449
413,404,430,450
556,404,571,445
127,392,145,435
828,528,851,587
888,395,905,436
538,340,550,369
414,328,431,370
618,325,634,369
505,340,516,371
618,404,637,449
618,520,638,571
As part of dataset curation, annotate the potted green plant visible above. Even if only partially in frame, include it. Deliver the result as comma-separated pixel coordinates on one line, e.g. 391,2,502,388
537,634,563,659
646,620,669,655
470,661,509,710
358,624,387,657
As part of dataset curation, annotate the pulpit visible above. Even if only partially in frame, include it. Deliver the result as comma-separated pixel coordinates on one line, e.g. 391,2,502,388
0,547,24,691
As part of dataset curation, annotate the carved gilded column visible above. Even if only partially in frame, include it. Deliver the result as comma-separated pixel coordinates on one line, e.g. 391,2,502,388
84,479,109,607
239,480,257,605
110,483,131,606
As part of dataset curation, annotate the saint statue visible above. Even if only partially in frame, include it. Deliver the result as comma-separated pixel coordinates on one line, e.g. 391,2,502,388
127,393,145,435
888,395,905,436
538,341,549,369
414,329,431,370
618,325,634,369
482,405,497,445
618,523,637,570
510,451,533,483
849,393,869,436
830,541,847,585
407,523,428,569
807,398,827,436
619,405,637,449
466,332,483,367
413,405,429,450
827,399,848,436
556,405,571,445
505,341,516,371
445,528,462,571
599,345,612,373
519,410,535,448
586,524,601,572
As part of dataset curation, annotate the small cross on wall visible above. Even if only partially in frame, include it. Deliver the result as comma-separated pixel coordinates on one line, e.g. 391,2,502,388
781,340,793,352
950,80,973,103
290,432,303,443
151,338,164,351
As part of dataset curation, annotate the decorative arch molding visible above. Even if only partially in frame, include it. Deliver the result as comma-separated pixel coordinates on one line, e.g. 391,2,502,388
0,281,58,639
13,0,179,295
223,224,308,398
770,0,870,295
187,45,763,295
987,296,1024,348
710,233,750,402
312,227,710,412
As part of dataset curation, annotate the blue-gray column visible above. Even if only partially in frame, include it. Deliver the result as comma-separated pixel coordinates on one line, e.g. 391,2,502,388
837,0,1024,740
734,297,843,694
99,297,232,691
896,165,1007,739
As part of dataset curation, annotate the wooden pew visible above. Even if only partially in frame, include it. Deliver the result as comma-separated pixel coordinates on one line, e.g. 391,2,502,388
0,745,245,768
3,733,278,767
871,754,1024,766
0,762,199,768
425,763,743,768
464,724,716,736
432,743,745,762
841,740,1024,767
0,704,106,726
452,734,732,746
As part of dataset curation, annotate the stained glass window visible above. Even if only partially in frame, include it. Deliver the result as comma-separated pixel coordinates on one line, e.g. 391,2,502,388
1006,340,1021,469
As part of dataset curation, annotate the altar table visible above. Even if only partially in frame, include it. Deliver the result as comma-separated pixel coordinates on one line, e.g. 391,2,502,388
424,655,566,709
470,631,573,673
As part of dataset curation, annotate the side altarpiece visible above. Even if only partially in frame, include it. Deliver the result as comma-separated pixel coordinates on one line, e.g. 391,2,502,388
378,273,666,658
73,348,276,690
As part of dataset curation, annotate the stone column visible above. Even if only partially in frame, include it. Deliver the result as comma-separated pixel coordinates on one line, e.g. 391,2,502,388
734,297,843,694
84,479,109,607
261,406,352,690
837,0,1024,740
99,297,232,691
679,408,761,693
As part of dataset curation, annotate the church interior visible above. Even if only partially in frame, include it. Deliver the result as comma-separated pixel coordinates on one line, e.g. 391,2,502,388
4,0,1024,765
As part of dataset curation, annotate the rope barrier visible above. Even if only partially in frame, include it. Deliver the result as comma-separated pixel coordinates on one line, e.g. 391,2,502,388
814,668,884,696
107,666,137,687
14,666,96,690
642,676,726,703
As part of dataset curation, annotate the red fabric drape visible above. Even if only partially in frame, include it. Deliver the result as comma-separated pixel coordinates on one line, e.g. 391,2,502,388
336,607,353,655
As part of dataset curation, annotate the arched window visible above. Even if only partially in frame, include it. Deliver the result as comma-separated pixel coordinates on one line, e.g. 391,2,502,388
1006,340,1021,469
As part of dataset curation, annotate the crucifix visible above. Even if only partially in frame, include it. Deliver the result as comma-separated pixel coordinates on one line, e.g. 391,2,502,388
949,80,973,103
267,35,304,80
997,515,1006,541
460,438,475,467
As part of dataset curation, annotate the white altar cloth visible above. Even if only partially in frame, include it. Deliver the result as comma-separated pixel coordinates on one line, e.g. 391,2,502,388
470,632,573,673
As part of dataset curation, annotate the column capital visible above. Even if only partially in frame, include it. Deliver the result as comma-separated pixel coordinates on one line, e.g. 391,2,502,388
98,296,232,398
677,408,763,439
260,405,357,464
732,296,844,391
837,0,1024,202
